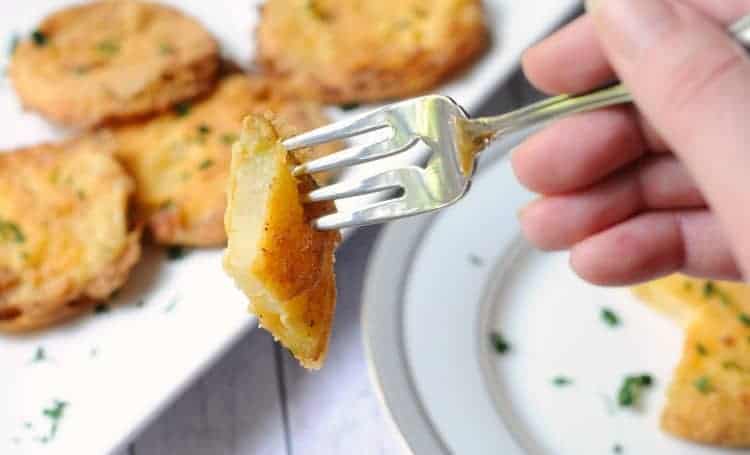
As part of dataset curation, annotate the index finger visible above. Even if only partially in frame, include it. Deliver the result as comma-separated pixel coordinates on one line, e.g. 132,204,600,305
522,1,750,95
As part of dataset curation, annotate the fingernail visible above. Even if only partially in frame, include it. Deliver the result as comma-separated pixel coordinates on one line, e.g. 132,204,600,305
588,0,677,56
517,203,529,219
584,0,599,13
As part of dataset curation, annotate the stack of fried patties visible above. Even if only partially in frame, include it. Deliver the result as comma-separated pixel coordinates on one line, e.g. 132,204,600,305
0,0,488,333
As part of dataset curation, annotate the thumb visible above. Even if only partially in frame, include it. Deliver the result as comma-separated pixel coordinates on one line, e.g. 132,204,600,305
587,0,750,278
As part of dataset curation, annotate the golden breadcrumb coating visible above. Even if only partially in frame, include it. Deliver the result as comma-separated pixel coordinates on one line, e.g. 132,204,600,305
224,115,340,369
10,0,219,128
257,0,488,103
0,134,140,333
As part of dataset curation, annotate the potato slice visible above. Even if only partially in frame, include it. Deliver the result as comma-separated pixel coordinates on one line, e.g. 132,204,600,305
223,115,340,369
634,275,750,447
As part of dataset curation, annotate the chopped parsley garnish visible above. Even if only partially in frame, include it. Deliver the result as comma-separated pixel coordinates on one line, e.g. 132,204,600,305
93,304,110,314
696,343,708,356
694,376,712,394
552,376,572,387
0,218,25,243
198,159,214,170
613,444,623,454
166,245,187,260
739,313,750,327
490,331,510,354
9,34,20,55
31,30,47,47
722,361,743,371
197,124,211,135
135,299,145,308
617,374,653,407
160,199,175,210
703,281,716,298
77,189,86,201
174,102,191,117
163,294,180,313
339,103,360,111
220,133,238,145
683,280,693,292
305,0,332,21
30,347,46,363
467,253,484,266
95,39,119,55
159,42,175,55
40,400,68,443
601,308,620,327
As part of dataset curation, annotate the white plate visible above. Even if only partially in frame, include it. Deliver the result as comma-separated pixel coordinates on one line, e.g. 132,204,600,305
0,1,579,454
362,152,740,454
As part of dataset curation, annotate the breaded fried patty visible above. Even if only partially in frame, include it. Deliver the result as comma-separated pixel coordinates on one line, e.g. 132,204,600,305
9,0,219,128
113,74,339,246
0,135,140,333
634,275,750,447
257,0,488,103
224,116,340,369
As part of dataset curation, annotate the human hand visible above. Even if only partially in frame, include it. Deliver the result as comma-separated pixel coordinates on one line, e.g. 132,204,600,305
514,0,750,285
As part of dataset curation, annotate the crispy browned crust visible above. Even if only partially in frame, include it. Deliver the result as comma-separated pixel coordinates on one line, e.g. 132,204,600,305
9,0,219,128
113,74,340,246
224,116,340,369
633,275,750,447
0,135,141,333
256,0,488,103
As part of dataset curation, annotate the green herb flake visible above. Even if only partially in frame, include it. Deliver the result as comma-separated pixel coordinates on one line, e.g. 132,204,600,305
703,281,716,298
490,331,510,354
29,347,46,363
339,103,360,111
722,361,743,371
174,102,191,117
166,245,187,261
89,347,98,358
739,313,750,327
77,189,86,201
552,376,572,387
613,444,623,454
31,30,47,47
9,34,20,55
159,42,175,55
0,218,25,243
468,254,484,267
93,304,110,314
41,400,68,442
694,376,712,394
305,0,332,21
683,280,693,292
198,159,214,170
163,294,180,313
197,124,211,135
135,299,145,308
95,39,119,55
617,374,653,407
601,308,620,327
220,133,238,145
160,199,175,210
696,343,708,356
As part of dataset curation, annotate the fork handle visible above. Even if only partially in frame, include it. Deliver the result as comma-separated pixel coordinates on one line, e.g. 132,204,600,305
464,14,750,143
464,83,631,141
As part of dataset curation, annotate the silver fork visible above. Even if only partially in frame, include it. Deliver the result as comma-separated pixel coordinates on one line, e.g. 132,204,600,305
285,15,750,231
